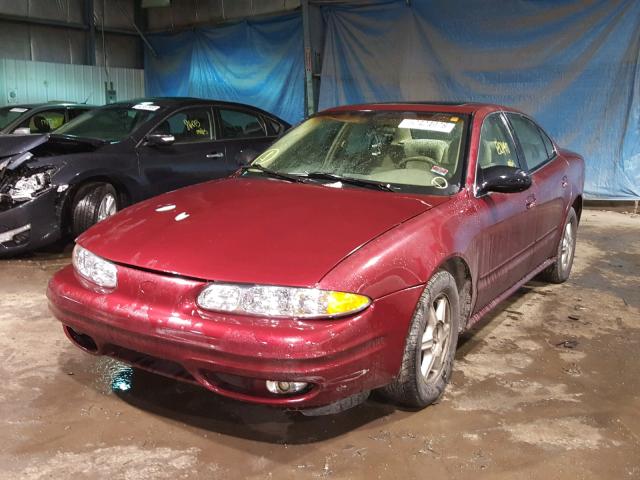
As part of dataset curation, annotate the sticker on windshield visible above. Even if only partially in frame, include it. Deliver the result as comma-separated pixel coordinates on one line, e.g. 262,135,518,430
431,165,449,176
399,119,456,133
9,107,28,113
254,148,279,164
132,102,160,111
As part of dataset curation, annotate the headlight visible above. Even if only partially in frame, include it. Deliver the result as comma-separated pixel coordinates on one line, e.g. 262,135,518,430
197,283,371,318
8,171,52,201
72,245,118,288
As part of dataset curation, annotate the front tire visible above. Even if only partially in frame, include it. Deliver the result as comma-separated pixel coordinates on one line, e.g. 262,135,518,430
383,270,460,408
540,207,577,283
71,182,119,237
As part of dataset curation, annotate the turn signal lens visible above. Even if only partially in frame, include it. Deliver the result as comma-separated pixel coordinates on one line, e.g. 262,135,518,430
326,291,371,315
197,283,370,319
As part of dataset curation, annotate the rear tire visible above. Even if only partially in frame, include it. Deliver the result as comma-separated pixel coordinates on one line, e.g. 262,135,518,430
71,182,118,237
383,270,460,408
540,207,577,283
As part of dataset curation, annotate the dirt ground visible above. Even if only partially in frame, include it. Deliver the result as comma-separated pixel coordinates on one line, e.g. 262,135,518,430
0,209,638,480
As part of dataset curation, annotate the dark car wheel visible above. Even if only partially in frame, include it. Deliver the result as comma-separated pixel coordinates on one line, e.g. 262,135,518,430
383,270,460,408
540,207,578,284
71,182,119,237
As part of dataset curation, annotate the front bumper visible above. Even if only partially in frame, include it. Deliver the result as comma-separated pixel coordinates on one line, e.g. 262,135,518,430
0,189,62,256
47,263,423,409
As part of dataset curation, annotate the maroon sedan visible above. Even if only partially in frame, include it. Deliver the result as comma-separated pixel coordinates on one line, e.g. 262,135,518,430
48,102,584,415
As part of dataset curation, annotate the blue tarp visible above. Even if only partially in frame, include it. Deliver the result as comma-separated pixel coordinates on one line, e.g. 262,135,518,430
145,14,304,125
319,1,640,199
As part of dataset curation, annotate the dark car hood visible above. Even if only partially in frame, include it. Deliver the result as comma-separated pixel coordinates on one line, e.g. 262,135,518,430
0,134,49,159
0,134,104,171
79,177,449,287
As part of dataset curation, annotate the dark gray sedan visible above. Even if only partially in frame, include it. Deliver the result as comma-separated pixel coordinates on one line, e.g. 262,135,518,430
0,97,289,256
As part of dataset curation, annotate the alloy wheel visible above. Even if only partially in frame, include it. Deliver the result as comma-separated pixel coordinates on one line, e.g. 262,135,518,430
97,193,117,222
560,221,574,271
420,294,452,381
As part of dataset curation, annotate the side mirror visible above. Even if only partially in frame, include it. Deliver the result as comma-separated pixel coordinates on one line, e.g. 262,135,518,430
145,133,175,147
236,149,258,166
12,127,32,135
478,165,531,195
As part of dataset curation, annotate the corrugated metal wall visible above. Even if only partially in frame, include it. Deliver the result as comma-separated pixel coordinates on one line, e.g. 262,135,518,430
0,58,145,106
0,0,143,68
146,0,301,30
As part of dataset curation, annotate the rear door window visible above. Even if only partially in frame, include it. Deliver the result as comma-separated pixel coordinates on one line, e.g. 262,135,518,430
218,108,267,139
507,114,550,171
538,127,556,159
264,116,284,136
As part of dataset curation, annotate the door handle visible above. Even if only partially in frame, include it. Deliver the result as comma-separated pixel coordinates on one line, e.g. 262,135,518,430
526,195,537,209
561,176,568,188
206,152,224,159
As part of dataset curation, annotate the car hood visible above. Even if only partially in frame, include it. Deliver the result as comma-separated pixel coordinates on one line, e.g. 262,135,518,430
0,134,106,173
0,134,48,159
79,177,448,287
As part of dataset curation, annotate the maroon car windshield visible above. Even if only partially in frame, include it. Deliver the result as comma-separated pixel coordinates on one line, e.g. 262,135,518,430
250,111,470,195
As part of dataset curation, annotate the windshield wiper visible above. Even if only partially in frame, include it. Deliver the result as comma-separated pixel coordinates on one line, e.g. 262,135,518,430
241,164,307,184
304,172,394,192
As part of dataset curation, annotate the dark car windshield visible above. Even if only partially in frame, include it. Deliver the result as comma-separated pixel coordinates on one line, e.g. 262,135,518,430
0,106,30,129
249,111,469,195
55,104,162,142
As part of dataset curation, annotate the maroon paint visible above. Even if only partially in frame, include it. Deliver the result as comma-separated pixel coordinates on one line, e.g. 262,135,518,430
47,103,584,409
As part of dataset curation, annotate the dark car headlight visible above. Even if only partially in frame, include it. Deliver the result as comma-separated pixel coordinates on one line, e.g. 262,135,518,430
7,170,54,201
197,283,371,318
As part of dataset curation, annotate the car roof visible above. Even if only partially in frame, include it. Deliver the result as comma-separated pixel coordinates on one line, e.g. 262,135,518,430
3,102,92,109
321,102,522,116
106,97,288,123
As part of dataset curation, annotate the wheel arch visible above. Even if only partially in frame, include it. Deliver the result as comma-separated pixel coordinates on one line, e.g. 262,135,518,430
437,255,473,330
572,195,583,224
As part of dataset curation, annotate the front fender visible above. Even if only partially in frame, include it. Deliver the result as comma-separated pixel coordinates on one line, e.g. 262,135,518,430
318,192,478,301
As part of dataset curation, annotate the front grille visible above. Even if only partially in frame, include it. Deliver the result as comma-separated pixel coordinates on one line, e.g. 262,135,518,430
105,344,196,383
0,225,30,246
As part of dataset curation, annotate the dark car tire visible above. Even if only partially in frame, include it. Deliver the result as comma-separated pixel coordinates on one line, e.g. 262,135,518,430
383,270,460,409
71,182,119,237
539,207,578,284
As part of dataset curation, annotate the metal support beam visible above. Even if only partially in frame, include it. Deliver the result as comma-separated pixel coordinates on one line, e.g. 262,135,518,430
0,13,87,30
0,13,139,36
301,0,316,117
84,0,96,65
116,0,157,57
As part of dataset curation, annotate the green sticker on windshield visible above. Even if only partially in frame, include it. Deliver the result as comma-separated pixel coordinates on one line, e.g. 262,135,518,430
255,149,279,164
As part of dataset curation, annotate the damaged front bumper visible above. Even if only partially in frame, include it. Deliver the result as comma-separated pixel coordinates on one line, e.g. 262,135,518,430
0,188,63,256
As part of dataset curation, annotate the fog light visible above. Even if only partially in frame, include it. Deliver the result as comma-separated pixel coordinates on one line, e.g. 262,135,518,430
265,380,308,395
